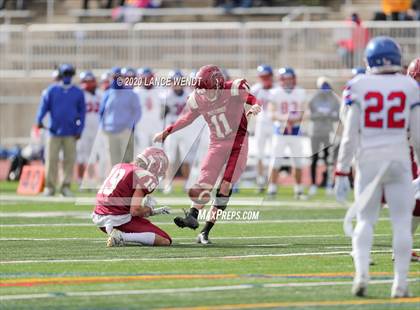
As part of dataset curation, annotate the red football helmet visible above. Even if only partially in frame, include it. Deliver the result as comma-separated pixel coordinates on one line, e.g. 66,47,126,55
407,58,420,82
136,147,169,178
195,65,225,101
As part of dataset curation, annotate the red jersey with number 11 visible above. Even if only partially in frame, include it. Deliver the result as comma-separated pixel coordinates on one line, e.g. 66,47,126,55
165,79,257,142
94,163,158,215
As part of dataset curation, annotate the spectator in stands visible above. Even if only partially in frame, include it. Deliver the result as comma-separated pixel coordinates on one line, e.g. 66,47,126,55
99,67,141,166
214,0,253,8
307,77,340,197
337,13,370,68
410,0,420,20
125,0,161,8
36,64,86,197
0,0,26,10
83,0,125,9
382,0,412,20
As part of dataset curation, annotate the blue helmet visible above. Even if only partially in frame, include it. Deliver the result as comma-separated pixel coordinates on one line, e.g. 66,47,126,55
351,67,366,76
278,67,295,78
189,70,197,79
168,69,183,80
365,36,401,73
58,63,75,76
79,70,95,81
121,67,136,77
137,67,153,76
111,66,121,75
257,64,273,76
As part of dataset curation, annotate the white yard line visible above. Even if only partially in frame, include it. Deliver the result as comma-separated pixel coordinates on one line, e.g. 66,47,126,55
0,211,91,218
0,194,343,208
0,279,414,301
0,233,409,242
0,217,391,227
0,250,393,265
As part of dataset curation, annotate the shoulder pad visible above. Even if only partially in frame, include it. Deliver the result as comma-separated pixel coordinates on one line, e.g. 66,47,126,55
134,169,158,192
134,169,155,180
231,79,250,96
186,92,199,109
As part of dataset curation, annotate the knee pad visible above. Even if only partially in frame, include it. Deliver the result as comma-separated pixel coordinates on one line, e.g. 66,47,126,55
214,188,232,211
188,184,212,205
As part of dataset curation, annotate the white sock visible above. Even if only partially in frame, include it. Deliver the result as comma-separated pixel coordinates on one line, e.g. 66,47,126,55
268,183,277,193
392,224,412,289
257,176,265,186
352,220,374,283
121,232,155,245
294,184,303,194
412,216,420,235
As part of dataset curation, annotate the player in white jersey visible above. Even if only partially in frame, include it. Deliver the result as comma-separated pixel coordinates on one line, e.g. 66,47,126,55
134,67,164,154
160,70,192,193
335,37,420,298
268,67,308,199
76,71,101,185
251,65,275,192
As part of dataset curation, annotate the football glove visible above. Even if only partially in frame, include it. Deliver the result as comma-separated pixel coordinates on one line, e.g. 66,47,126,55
413,177,420,200
334,175,351,203
150,206,171,216
142,196,171,216
142,195,157,209
246,104,262,116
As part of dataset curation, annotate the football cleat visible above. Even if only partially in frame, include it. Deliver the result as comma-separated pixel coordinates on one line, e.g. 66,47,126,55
174,209,199,230
295,192,308,201
60,186,74,197
308,185,317,196
43,187,55,197
391,285,410,298
197,232,212,245
325,185,334,196
163,185,173,195
352,281,367,297
107,229,124,247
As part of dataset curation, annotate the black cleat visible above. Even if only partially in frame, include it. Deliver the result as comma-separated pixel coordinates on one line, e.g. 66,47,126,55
174,209,199,230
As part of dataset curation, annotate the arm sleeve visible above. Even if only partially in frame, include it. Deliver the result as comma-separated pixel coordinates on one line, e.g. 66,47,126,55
336,103,361,173
36,89,50,125
165,107,200,134
410,106,420,165
232,79,257,105
77,91,86,135
240,80,257,105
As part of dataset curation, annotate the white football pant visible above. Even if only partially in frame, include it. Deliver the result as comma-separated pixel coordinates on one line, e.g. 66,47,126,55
352,157,414,289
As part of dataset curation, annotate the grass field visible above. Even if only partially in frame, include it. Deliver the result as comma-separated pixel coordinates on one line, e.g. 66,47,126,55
0,181,419,309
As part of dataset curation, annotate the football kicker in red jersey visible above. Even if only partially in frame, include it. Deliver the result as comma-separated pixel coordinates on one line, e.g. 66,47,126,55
154,64,261,244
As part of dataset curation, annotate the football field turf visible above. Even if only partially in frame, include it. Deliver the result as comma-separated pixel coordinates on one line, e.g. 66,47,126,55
0,181,419,309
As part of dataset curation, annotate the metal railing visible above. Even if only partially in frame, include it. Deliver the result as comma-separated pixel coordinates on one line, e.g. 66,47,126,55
0,21,419,76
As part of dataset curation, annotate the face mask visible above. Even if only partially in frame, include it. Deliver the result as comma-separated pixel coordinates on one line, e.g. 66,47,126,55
321,83,331,91
62,76,72,85
173,88,184,96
